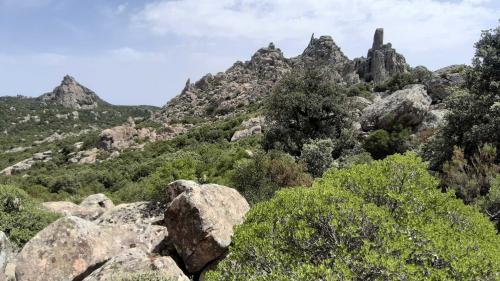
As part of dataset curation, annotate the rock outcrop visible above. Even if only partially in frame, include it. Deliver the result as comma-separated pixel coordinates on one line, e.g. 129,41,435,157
0,150,52,176
426,65,467,102
97,118,187,152
361,84,432,131
42,193,114,220
82,248,188,281
355,28,409,83
164,181,250,273
230,116,265,142
39,75,107,110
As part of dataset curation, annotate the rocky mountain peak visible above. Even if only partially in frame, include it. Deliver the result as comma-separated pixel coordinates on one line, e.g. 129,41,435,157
39,75,108,110
300,34,348,66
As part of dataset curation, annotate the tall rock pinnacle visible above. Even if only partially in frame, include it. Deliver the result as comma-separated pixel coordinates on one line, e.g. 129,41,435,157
355,28,409,83
372,28,384,50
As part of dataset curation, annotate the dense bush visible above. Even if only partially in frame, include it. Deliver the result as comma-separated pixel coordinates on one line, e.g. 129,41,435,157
363,127,410,159
300,138,334,177
231,150,312,204
0,184,59,246
206,153,500,280
262,70,353,156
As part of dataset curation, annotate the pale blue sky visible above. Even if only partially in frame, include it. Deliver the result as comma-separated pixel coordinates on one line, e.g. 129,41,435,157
0,0,498,106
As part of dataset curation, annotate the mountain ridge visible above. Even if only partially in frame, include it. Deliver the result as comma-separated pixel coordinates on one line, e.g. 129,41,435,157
156,28,409,123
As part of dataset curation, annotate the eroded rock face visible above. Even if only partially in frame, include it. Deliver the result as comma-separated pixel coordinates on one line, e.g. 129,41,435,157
361,84,432,130
165,182,250,273
82,247,188,281
39,75,106,110
42,193,114,220
15,216,168,281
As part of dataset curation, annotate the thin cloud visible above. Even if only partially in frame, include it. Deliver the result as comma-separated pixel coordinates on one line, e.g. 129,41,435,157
133,0,498,53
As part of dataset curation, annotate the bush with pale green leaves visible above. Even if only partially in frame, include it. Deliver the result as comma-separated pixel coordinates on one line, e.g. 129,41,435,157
206,153,500,280
0,184,59,246
300,138,334,177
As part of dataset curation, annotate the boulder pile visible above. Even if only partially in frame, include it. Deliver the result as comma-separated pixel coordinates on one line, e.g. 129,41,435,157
1,181,249,281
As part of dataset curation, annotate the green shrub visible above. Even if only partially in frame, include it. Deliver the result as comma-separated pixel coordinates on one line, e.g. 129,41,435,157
231,150,312,204
206,153,500,280
300,139,334,177
0,184,59,246
363,127,410,159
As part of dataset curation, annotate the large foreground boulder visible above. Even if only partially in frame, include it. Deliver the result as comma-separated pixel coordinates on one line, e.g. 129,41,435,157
361,84,431,130
42,193,114,220
15,216,167,281
165,181,250,273
82,248,188,281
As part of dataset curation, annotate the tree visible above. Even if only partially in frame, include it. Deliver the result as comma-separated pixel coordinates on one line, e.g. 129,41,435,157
262,70,353,156
206,154,500,280
425,25,500,169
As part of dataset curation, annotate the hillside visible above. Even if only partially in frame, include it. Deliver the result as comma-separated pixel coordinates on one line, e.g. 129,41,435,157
0,76,159,171
0,25,499,281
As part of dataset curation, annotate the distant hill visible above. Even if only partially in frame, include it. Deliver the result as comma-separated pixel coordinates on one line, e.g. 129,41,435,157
38,75,109,110
0,76,159,157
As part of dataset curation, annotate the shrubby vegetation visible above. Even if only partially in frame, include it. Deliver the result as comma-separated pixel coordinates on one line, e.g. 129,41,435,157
363,127,410,160
0,184,59,246
300,138,334,177
423,26,500,228
374,66,433,93
231,150,312,204
206,154,500,280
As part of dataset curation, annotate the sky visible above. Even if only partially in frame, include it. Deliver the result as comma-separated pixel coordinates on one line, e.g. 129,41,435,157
0,0,498,106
